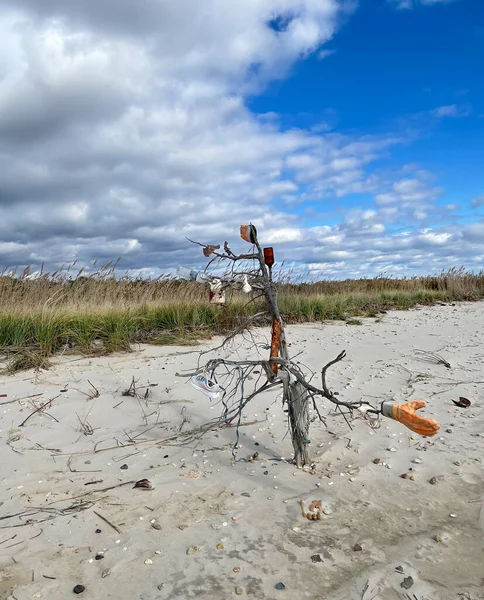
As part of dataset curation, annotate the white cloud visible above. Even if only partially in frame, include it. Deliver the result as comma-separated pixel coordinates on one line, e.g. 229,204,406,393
471,195,484,208
431,104,470,118
0,1,481,280
432,105,458,117
375,177,443,206
388,0,459,8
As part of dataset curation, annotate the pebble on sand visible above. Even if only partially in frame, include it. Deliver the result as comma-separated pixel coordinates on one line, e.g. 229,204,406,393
73,585,85,594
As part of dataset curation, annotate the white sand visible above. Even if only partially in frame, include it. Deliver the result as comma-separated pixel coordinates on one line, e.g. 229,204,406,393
1,302,483,600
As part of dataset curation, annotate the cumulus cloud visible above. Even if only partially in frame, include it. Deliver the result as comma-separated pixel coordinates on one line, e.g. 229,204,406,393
0,1,481,280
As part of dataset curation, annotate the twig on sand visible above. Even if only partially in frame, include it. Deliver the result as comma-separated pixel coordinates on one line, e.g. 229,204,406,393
0,393,43,406
2,529,43,549
18,394,61,427
414,349,451,369
67,455,102,473
0,534,17,545
431,379,484,396
0,502,93,529
93,510,122,534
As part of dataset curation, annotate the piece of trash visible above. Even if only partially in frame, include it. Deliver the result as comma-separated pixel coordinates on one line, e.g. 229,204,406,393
381,400,440,437
190,375,221,399
275,582,286,590
242,275,252,294
73,585,85,594
186,546,198,555
240,223,257,243
311,554,323,563
300,499,322,521
452,397,471,408
208,278,226,305
133,479,153,490
401,576,414,590
203,244,220,257
144,559,153,565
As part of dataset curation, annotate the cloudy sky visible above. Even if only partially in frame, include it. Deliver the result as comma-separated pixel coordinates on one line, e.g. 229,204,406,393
0,0,482,279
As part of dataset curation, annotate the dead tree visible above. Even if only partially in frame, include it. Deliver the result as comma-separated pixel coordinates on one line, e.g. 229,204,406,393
176,223,377,467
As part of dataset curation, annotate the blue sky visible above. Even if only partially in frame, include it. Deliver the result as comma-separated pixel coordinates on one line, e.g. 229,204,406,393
252,0,484,228
0,0,483,278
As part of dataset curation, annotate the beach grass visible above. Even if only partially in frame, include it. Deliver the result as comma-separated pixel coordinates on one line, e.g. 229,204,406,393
1,264,483,371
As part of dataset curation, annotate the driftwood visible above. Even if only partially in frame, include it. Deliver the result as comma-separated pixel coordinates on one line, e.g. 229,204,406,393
178,225,368,467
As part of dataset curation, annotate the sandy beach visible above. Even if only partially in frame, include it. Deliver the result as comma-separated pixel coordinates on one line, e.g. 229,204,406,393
1,302,483,600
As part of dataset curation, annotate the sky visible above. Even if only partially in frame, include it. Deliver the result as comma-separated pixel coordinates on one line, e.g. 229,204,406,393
0,0,483,280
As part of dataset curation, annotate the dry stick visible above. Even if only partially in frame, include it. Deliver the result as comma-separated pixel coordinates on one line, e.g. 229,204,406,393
0,534,17,545
0,393,43,407
67,455,102,473
5,528,43,549
414,349,451,369
0,503,94,528
46,481,137,505
93,510,122,534
18,394,61,427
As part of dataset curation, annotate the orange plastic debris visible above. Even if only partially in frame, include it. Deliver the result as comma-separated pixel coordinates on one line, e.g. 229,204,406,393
240,224,257,244
270,318,281,375
382,400,440,437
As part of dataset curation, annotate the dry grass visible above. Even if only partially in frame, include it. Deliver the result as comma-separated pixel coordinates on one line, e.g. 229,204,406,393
1,262,483,372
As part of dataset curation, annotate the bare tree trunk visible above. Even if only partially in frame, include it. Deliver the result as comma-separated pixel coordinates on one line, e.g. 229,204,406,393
257,255,311,466
287,380,310,467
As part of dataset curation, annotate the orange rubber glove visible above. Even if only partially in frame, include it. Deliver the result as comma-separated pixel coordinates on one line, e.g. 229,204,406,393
381,400,440,437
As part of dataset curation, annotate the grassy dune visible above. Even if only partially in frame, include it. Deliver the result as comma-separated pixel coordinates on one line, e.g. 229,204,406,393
1,265,483,372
